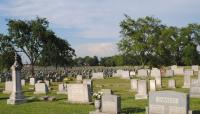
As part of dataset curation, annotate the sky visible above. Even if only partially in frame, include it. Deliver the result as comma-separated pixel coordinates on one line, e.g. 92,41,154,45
0,0,200,62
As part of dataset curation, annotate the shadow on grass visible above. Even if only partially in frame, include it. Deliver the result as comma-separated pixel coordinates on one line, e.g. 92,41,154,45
192,110,200,114
57,97,67,101
122,107,145,114
0,97,9,100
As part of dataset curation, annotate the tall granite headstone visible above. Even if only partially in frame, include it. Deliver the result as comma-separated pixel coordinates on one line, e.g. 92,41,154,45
7,53,26,105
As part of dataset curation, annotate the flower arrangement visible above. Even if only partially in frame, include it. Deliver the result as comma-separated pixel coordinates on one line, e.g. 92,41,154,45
93,92,103,100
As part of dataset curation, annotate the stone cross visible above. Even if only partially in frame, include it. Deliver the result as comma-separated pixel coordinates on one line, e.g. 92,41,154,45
7,53,26,105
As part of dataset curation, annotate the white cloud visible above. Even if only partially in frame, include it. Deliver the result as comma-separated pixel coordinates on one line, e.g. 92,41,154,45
1,0,199,39
75,43,118,57
0,0,200,57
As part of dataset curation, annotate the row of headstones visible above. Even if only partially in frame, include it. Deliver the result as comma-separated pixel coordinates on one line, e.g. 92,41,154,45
113,65,199,79
4,72,200,98
131,79,175,100
2,59,195,114
131,77,200,99
3,78,50,94
89,89,193,114
6,77,192,114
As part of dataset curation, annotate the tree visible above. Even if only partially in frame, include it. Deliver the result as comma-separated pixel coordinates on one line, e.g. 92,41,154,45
7,17,51,77
179,24,199,65
118,15,164,67
118,15,200,66
39,31,75,67
92,56,99,66
0,34,15,71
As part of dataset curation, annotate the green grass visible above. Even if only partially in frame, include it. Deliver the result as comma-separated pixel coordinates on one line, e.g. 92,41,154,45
0,76,200,114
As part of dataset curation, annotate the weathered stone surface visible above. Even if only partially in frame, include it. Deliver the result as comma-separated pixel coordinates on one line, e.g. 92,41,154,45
83,79,93,90
130,79,138,91
173,67,184,75
171,65,177,70
135,80,148,99
30,78,36,85
101,94,121,114
184,69,194,76
155,76,162,88
120,71,130,79
113,70,123,77
150,80,156,92
147,91,190,114
21,79,25,86
57,83,67,94
150,69,161,78
182,72,191,88
190,79,200,98
192,65,198,72
34,83,48,94
92,72,104,79
44,80,50,87
7,54,26,105
67,84,91,103
3,81,13,94
137,69,148,77
168,79,176,89
164,70,174,77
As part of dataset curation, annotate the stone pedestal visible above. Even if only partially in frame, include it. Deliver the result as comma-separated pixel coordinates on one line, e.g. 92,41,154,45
7,53,26,105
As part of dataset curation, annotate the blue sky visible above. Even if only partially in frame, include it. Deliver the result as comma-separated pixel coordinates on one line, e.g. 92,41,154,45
0,0,200,61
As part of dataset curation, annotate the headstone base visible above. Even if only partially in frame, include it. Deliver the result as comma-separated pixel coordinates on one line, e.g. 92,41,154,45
190,93,200,98
145,107,193,114
135,94,148,99
7,98,26,105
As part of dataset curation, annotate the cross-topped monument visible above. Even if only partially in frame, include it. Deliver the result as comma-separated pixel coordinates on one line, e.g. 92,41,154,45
7,53,26,105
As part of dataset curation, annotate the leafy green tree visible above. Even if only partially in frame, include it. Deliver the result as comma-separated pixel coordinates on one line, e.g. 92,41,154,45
118,15,164,67
179,24,199,65
39,31,75,68
118,15,200,66
92,56,99,66
39,31,75,67
8,17,53,76
0,34,15,71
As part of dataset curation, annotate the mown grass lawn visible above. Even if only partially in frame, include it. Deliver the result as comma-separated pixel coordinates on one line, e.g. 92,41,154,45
0,76,200,114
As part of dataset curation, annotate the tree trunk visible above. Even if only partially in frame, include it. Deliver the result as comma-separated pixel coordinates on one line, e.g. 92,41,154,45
30,61,35,78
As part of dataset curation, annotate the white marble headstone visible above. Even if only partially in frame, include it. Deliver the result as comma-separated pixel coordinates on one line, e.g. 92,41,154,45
150,80,156,92
67,84,92,103
130,79,138,91
135,80,148,99
34,83,48,94
3,81,13,94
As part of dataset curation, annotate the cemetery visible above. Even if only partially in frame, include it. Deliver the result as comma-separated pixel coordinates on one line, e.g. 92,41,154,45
0,1,200,114
0,59,200,114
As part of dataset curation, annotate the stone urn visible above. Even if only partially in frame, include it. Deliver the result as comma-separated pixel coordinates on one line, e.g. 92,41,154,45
94,99,101,112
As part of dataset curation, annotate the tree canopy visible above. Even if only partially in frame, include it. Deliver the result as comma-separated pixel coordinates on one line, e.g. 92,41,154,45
118,15,200,67
1,17,75,75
